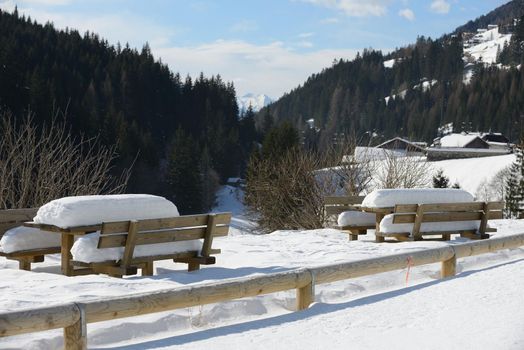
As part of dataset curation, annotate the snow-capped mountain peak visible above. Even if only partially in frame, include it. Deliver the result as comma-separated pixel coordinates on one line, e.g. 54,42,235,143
238,93,273,114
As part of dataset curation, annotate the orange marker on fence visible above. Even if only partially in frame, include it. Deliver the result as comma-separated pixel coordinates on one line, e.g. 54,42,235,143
405,256,414,285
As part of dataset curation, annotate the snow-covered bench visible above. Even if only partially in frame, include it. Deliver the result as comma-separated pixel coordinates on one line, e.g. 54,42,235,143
0,208,61,270
70,212,231,277
324,196,375,240
376,201,504,241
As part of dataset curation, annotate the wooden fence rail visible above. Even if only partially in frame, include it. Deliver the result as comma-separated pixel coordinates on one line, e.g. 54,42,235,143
1,233,524,349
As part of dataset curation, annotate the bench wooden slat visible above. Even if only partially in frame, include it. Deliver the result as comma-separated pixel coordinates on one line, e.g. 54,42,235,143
394,202,505,213
392,210,502,224
325,206,361,215
324,196,364,205
97,225,229,248
100,213,232,234
0,208,38,221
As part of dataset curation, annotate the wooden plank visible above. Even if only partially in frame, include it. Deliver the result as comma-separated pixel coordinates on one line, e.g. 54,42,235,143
0,247,61,258
393,204,419,213
394,202,505,214
325,206,361,215
201,214,217,257
393,210,503,223
97,225,229,248
99,213,232,234
121,221,138,266
324,196,364,205
0,208,38,222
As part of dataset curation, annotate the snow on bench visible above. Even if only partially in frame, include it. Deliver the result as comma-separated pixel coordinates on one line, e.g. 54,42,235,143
0,226,60,253
361,188,474,208
34,194,179,228
71,232,202,263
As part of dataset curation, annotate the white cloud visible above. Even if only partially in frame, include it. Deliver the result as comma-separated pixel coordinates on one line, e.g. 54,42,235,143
0,2,359,98
0,5,177,48
430,0,450,14
398,8,414,21
300,0,390,17
153,40,359,98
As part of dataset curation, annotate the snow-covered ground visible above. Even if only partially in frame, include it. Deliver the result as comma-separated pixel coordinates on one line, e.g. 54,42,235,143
1,184,524,349
464,26,511,65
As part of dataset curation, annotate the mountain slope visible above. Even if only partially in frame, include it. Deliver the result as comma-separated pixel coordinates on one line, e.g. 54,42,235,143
261,0,524,147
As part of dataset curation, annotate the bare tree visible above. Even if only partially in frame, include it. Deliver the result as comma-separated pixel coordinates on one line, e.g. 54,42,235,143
0,112,131,209
244,135,376,232
373,148,431,189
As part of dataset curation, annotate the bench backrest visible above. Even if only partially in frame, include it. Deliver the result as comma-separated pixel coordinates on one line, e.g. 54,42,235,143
391,201,504,236
0,208,39,237
97,212,231,266
324,196,365,216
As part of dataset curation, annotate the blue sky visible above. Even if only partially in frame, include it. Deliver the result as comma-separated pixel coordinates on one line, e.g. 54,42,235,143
0,0,510,98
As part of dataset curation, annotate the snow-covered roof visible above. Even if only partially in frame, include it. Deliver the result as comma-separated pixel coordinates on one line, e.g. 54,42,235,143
439,133,483,148
375,137,426,151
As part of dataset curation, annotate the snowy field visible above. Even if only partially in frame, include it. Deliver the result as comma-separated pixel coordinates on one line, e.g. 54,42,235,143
1,179,524,349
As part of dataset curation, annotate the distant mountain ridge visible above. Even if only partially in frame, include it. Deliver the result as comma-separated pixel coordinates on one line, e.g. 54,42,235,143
238,93,273,114
260,0,524,147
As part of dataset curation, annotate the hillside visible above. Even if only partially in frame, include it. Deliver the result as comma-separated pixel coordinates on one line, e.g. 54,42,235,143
261,0,524,148
0,9,257,209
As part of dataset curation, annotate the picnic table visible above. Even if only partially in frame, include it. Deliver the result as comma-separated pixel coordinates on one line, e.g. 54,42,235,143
23,222,99,276
358,206,394,243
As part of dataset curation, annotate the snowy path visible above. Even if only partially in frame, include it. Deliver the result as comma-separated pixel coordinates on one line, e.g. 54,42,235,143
93,258,524,350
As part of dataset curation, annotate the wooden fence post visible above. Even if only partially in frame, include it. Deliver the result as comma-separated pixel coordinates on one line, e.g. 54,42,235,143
296,270,314,311
441,255,456,278
64,303,87,350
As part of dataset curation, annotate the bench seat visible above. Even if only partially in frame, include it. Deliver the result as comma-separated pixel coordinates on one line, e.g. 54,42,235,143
0,208,60,270
375,201,503,241
70,212,231,277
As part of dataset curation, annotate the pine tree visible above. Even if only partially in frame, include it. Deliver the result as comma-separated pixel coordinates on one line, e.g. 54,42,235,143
167,128,203,214
261,121,300,160
505,140,524,218
432,169,450,188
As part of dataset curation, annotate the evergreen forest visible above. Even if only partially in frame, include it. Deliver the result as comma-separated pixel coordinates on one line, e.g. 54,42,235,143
0,9,258,213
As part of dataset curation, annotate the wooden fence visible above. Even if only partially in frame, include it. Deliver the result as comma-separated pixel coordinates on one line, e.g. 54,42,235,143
1,233,524,350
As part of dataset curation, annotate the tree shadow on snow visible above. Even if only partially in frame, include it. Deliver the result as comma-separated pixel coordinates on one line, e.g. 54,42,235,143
93,258,524,350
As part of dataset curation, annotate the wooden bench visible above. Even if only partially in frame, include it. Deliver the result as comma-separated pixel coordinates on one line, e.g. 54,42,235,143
72,212,231,277
0,208,61,271
376,201,504,241
324,196,375,240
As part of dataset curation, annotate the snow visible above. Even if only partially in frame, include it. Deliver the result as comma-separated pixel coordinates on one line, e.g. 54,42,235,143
0,226,61,253
1,187,524,349
361,188,474,208
71,232,202,263
34,194,179,228
379,213,481,234
337,211,376,227
237,93,273,114
464,26,512,65
383,58,395,68
432,154,515,195
438,133,480,147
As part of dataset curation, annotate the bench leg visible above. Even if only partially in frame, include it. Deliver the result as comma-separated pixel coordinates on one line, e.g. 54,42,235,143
18,259,31,271
375,214,385,243
442,233,451,241
188,261,200,272
142,262,154,276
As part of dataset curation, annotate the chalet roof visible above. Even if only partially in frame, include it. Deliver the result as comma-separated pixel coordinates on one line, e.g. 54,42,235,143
375,137,426,151
439,133,488,148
